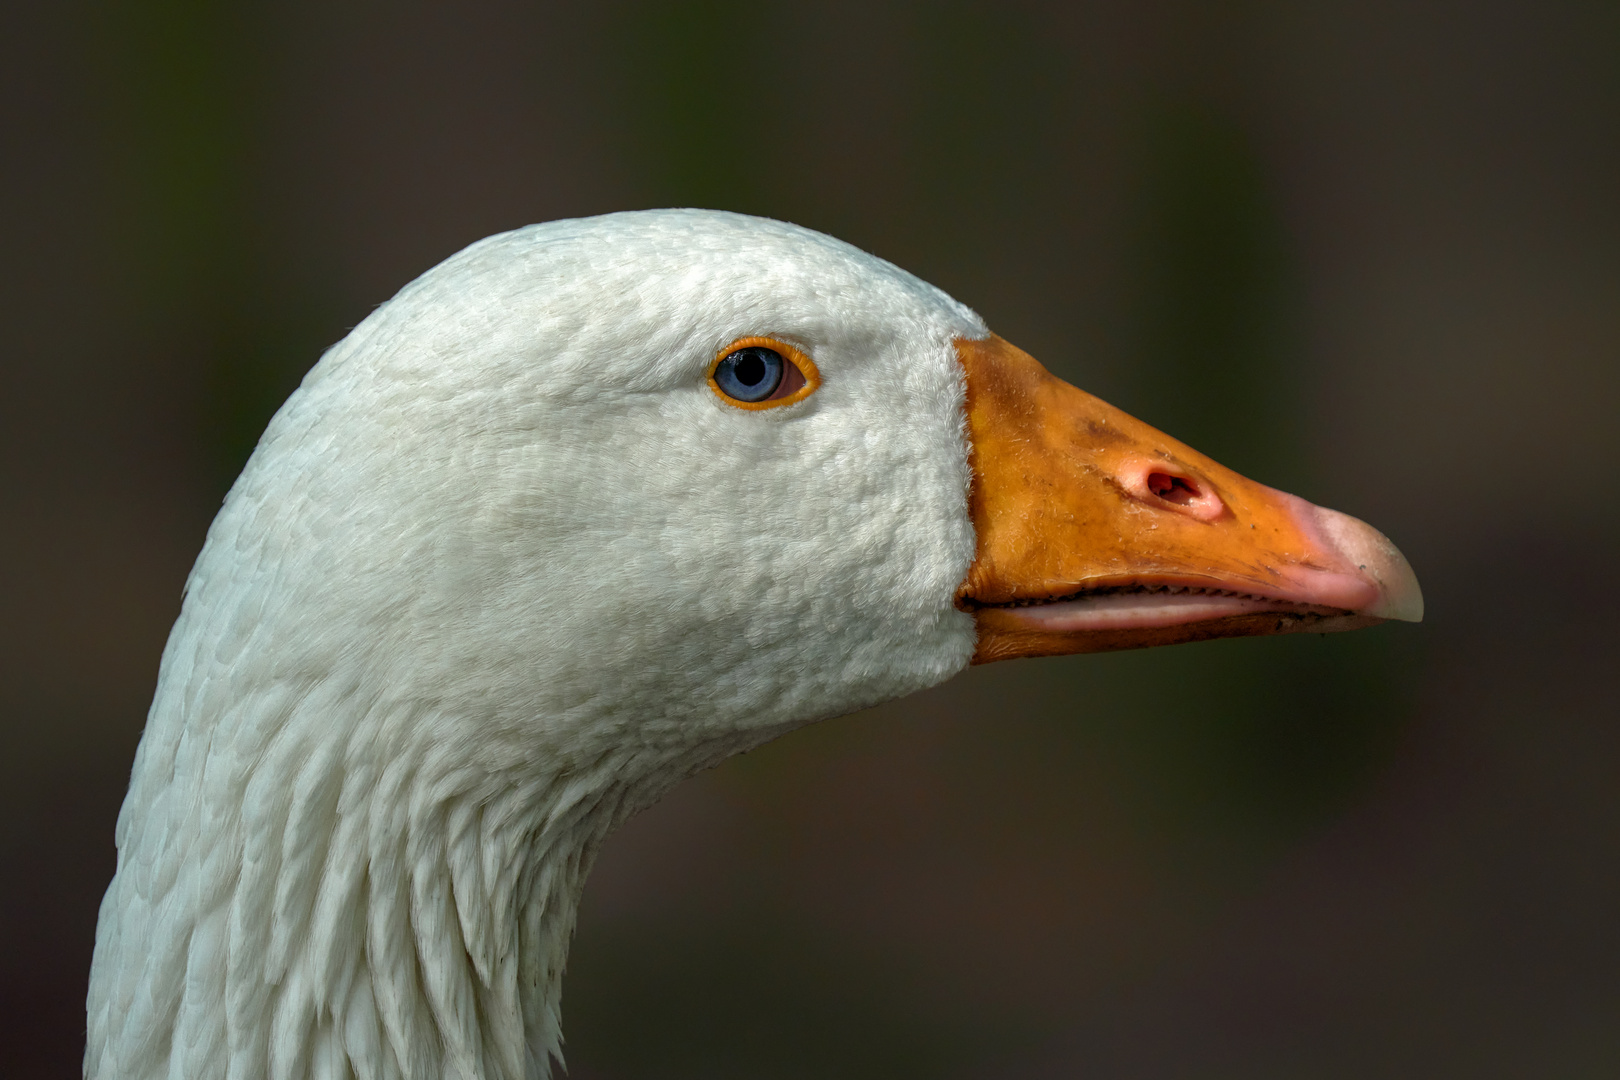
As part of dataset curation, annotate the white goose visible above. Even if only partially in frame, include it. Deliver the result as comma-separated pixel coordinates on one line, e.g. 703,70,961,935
86,209,1421,1080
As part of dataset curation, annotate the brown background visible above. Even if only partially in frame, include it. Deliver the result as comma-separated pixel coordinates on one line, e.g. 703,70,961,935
4,2,1618,1077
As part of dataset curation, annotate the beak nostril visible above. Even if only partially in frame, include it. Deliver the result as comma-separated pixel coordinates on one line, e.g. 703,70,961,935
1148,471,1200,505
1118,460,1225,521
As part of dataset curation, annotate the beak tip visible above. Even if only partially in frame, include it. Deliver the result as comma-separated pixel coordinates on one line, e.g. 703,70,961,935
1315,507,1424,623
1367,577,1425,623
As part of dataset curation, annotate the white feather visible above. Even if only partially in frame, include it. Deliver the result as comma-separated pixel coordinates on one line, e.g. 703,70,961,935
87,210,986,1079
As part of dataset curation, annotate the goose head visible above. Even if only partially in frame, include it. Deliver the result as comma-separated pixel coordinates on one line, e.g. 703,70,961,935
87,209,1420,1080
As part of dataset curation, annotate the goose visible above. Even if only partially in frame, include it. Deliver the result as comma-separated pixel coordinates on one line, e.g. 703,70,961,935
85,209,1422,1080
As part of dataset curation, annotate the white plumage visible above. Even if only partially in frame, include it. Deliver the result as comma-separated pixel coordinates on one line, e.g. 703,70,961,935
88,211,990,1080
88,208,1421,1080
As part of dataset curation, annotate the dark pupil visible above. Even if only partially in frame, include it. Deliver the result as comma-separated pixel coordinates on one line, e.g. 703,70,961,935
734,353,767,386
716,346,785,403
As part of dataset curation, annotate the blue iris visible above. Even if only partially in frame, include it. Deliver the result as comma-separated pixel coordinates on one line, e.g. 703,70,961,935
714,347,784,403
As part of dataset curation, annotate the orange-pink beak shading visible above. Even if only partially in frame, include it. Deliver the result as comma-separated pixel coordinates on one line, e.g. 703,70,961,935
956,335,1422,665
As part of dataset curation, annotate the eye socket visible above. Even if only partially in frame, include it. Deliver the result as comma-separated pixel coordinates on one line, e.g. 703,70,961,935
707,337,819,410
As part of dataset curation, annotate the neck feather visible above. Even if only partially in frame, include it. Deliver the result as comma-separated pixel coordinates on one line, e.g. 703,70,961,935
85,660,760,1080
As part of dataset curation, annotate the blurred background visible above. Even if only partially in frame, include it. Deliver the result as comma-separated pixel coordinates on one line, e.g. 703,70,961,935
4,1,1618,1077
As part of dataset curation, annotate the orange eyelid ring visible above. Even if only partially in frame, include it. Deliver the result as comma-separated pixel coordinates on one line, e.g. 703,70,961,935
707,336,822,410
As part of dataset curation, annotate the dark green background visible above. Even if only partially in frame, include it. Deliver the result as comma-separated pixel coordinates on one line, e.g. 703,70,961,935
5,2,1618,1077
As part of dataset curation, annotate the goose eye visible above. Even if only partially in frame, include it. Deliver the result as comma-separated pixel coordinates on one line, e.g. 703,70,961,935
707,336,819,410
714,347,784,402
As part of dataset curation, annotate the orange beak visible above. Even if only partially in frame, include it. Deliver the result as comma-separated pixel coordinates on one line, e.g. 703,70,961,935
957,335,1423,665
